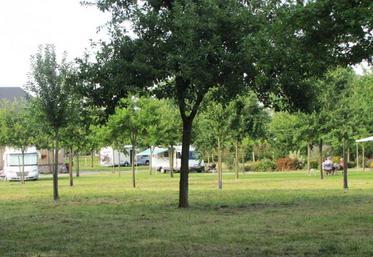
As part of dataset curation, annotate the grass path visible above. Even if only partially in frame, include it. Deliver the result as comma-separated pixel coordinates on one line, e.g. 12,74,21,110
1,171,373,256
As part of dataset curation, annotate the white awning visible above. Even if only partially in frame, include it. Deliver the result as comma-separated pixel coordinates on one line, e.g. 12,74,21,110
356,136,373,143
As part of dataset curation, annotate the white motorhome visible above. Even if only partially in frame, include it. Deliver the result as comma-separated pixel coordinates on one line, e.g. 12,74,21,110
99,146,133,167
3,147,39,181
140,146,204,172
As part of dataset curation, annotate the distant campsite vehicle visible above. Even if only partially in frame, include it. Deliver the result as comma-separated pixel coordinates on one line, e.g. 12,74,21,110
99,146,133,167
136,153,150,166
3,147,40,181
138,146,204,172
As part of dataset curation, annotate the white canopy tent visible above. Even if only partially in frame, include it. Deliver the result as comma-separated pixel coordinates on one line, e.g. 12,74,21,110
355,136,373,170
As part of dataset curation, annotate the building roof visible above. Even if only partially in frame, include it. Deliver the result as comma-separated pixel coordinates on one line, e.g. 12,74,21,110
0,87,29,102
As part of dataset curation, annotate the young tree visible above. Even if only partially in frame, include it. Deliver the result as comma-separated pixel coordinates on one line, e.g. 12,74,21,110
227,93,269,178
0,101,37,184
157,100,182,177
28,44,72,201
107,96,159,187
195,98,231,189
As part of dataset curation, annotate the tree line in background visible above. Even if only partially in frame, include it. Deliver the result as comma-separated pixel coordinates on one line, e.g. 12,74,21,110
1,0,372,208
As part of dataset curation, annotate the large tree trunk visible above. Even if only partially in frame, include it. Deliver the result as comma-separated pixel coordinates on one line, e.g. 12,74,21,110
69,147,73,187
343,139,348,192
235,140,239,179
53,131,60,202
307,143,311,172
179,118,192,208
217,137,223,190
319,139,324,180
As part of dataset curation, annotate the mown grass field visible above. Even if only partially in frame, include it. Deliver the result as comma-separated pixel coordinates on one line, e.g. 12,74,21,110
1,170,373,257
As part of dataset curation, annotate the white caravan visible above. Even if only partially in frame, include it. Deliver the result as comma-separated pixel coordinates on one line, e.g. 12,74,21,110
140,146,204,172
99,146,132,167
3,147,39,181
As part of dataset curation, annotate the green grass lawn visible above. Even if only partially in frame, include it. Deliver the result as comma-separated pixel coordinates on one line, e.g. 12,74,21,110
1,170,373,257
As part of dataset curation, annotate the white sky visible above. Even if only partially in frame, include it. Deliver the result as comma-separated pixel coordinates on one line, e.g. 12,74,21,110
0,1,369,87
0,0,110,87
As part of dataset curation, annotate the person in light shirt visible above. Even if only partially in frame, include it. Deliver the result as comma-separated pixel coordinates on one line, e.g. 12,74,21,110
322,157,334,175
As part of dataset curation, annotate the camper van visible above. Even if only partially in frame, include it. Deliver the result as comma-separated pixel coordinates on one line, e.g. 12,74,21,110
141,146,204,172
99,146,133,167
3,147,39,181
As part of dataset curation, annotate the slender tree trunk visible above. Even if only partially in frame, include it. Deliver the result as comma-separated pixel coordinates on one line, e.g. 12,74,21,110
91,151,94,168
343,139,348,192
217,137,223,190
252,151,255,162
170,145,174,178
112,148,115,173
307,143,311,172
76,151,80,177
131,132,136,188
241,150,245,173
21,149,25,184
149,146,154,175
235,140,239,179
53,131,60,202
319,139,324,180
207,151,210,172
47,148,52,174
69,147,73,187
356,143,359,169
51,148,55,173
347,147,350,162
362,144,365,171
179,118,192,208
118,149,121,177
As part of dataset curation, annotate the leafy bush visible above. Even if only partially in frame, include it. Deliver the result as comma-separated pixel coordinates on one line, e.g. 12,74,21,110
310,161,319,169
256,159,276,172
244,161,257,172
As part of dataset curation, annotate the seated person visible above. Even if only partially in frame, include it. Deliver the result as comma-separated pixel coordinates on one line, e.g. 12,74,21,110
322,157,334,174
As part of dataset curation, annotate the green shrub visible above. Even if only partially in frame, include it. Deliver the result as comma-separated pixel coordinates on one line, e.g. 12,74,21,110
256,159,276,172
244,161,257,172
310,161,319,169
